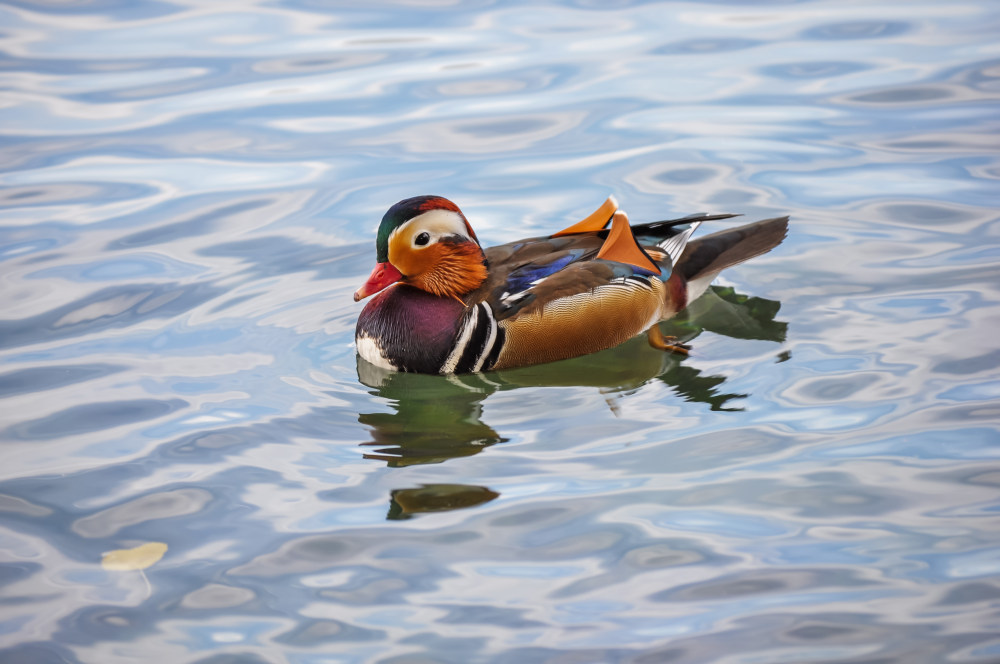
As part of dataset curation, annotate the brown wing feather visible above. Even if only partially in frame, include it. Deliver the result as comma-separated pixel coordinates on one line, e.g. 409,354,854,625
515,260,614,301
483,235,587,265
473,227,668,318
465,213,687,368
469,235,607,314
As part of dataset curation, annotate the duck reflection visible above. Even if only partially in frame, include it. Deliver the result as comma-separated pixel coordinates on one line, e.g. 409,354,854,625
656,285,788,411
357,285,786,515
356,366,507,467
358,285,786,463
387,484,501,520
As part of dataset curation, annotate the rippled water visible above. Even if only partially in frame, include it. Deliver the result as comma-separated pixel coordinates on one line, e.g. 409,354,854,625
2,1,999,662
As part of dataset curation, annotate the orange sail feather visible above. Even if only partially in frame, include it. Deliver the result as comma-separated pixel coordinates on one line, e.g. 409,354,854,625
595,212,662,275
551,196,618,237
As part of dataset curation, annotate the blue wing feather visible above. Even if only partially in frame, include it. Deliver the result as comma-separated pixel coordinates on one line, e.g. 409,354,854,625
503,251,582,294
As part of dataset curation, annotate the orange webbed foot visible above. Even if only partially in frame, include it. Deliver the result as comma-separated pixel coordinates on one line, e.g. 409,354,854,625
646,325,691,355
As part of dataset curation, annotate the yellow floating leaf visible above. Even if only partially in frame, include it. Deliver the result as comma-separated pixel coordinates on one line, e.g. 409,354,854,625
101,542,168,571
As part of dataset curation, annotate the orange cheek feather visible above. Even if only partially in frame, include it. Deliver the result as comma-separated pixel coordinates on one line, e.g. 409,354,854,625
389,240,436,281
392,241,486,299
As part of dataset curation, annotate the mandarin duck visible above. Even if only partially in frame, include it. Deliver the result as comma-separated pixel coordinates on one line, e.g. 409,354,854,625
354,196,788,374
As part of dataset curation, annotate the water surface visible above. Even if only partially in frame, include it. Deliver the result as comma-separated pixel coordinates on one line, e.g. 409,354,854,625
2,1,999,663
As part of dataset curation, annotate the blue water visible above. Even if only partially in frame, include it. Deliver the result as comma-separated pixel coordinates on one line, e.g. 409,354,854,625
2,1,999,662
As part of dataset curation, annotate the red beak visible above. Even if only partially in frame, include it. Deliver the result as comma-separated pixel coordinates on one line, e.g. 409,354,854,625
354,261,403,302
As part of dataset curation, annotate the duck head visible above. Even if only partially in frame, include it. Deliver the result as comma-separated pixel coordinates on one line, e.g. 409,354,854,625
354,196,488,302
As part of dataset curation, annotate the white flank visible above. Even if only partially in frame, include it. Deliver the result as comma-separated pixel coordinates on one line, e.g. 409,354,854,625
684,272,716,304
355,333,398,371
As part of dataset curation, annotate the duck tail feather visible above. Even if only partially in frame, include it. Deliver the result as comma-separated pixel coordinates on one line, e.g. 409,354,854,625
677,216,789,282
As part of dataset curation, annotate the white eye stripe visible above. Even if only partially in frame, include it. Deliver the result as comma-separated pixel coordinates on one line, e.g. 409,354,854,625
394,209,472,246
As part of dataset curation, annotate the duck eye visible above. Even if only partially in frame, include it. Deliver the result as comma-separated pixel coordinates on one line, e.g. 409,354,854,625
414,232,430,246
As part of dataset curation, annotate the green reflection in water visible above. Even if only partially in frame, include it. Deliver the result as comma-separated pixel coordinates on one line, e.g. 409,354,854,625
387,484,501,520
356,367,506,467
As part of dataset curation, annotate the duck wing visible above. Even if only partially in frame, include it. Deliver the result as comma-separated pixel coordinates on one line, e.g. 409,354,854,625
479,212,728,319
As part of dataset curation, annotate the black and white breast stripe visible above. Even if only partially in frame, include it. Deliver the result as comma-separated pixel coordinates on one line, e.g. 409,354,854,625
440,302,503,374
